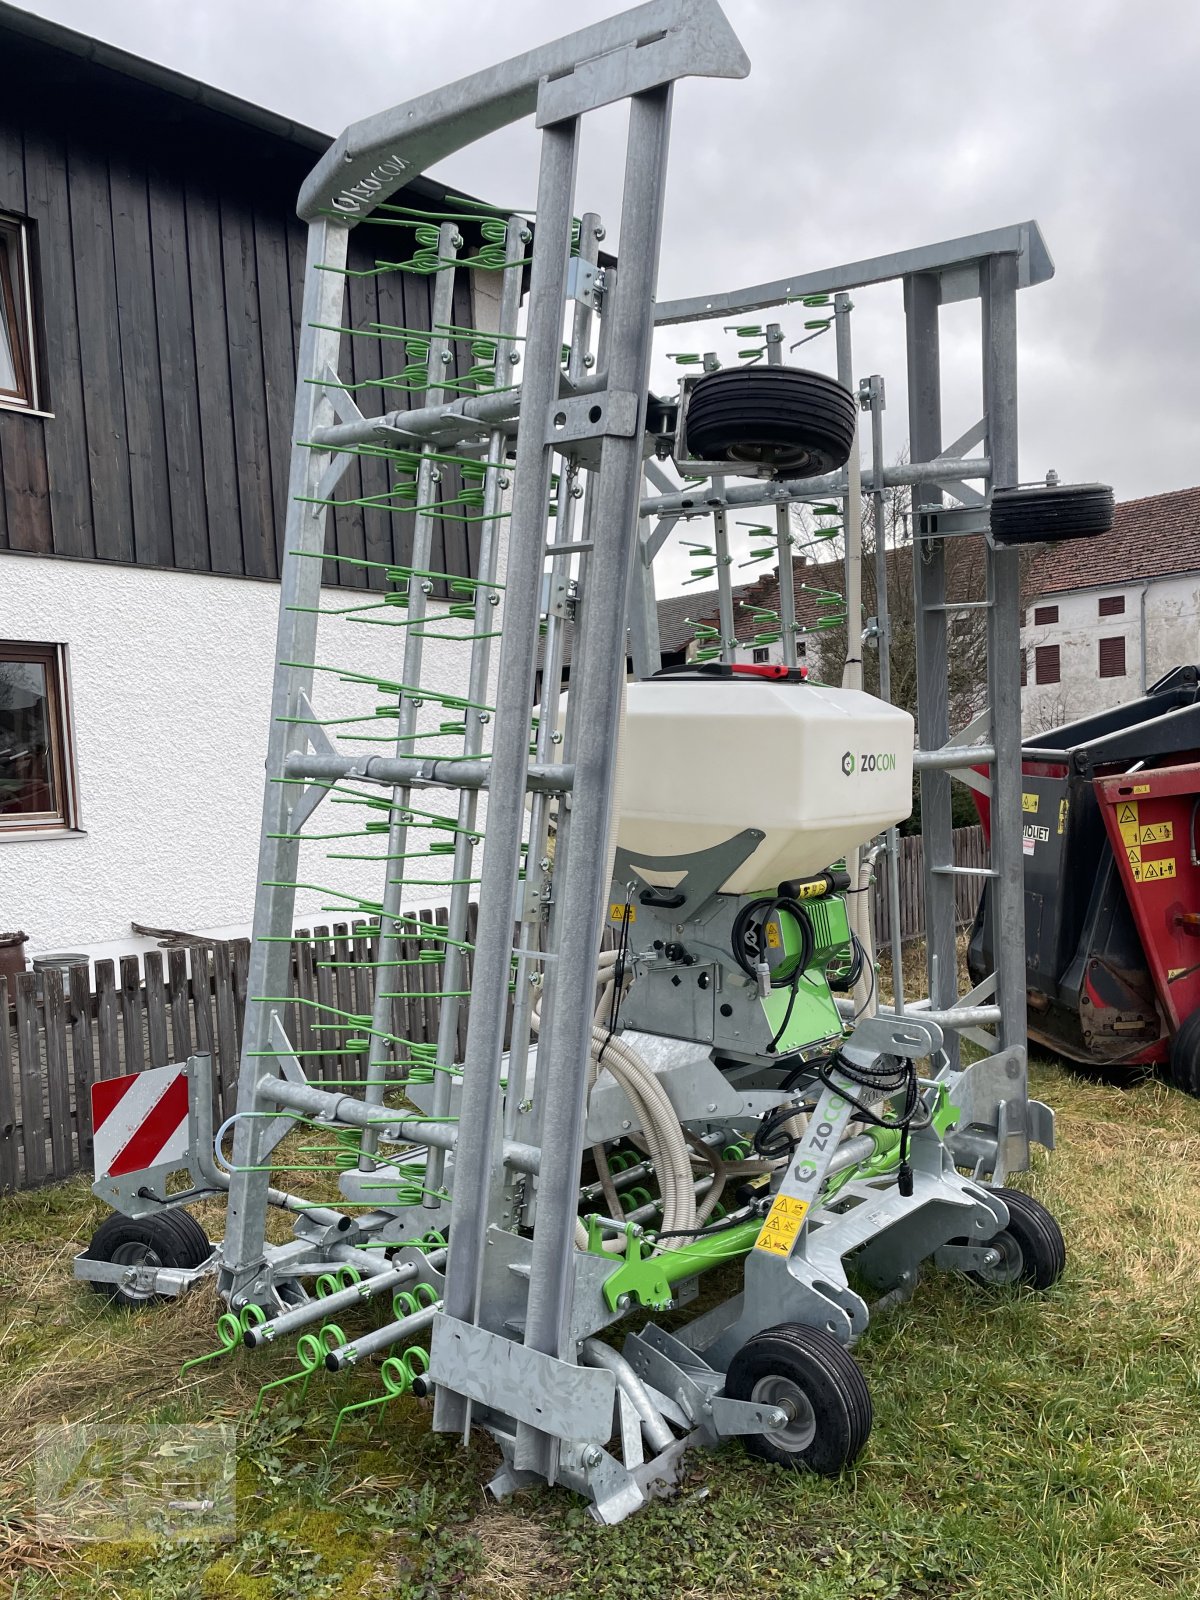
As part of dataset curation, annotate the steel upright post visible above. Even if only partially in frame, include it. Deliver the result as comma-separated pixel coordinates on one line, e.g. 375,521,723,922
221,220,352,1289
518,83,676,1450
422,218,529,1208
867,377,905,1009
434,116,582,1435
981,249,1030,1165
358,224,463,1162
766,322,799,667
905,273,960,1067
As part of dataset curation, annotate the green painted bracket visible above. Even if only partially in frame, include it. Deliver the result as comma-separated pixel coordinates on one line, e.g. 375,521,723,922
600,1226,672,1313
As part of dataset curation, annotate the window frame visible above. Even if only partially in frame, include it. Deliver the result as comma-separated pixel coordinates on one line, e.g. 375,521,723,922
750,645,770,664
1034,644,1060,686
1033,604,1059,627
0,641,82,838
1098,595,1126,618
1098,636,1126,679
0,213,41,413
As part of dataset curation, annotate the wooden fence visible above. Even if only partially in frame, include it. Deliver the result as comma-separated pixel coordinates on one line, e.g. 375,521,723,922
871,824,986,947
0,907,469,1197
1,829,986,1194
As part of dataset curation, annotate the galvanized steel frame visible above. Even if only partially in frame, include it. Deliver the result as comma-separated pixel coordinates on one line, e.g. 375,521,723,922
641,223,1059,1180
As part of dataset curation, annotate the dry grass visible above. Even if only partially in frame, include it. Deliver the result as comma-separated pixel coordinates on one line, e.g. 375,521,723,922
4,1027,1200,1598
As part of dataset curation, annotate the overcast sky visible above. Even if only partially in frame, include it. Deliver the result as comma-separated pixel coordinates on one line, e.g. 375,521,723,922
14,0,1200,592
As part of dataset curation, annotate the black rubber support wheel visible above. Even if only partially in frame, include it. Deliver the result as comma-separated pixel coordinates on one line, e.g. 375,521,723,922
684,365,857,478
989,482,1114,546
160,1207,214,1267
724,1322,872,1474
84,1210,211,1307
1168,1008,1200,1097
966,1188,1066,1291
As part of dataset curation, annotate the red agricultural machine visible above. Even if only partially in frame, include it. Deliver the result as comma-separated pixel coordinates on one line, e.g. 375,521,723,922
970,666,1200,1091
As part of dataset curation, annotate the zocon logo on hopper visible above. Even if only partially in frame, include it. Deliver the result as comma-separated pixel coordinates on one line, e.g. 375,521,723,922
841,750,897,776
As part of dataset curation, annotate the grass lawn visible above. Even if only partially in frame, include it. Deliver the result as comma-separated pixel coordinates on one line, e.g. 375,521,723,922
3,1055,1200,1600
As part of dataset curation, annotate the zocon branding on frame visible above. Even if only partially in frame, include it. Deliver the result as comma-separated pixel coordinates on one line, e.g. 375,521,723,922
331,154,411,214
841,750,898,777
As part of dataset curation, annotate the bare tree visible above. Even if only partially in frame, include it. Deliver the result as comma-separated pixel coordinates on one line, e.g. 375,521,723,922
795,476,990,733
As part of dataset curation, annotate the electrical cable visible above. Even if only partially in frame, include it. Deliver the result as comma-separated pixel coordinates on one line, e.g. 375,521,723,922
730,895,815,1055
851,937,877,1021
816,1046,931,1196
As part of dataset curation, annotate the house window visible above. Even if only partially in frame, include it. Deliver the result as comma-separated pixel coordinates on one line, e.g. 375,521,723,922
1020,650,1027,688
0,643,79,834
751,646,770,663
1035,644,1060,685
1099,595,1125,617
0,215,40,412
1033,604,1059,626
1099,636,1126,679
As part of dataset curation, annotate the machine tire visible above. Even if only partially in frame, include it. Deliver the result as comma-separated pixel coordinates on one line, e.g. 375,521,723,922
684,366,857,478
724,1322,872,1473
965,1188,1066,1291
84,1211,211,1307
160,1207,214,1267
989,483,1114,546
1168,1008,1200,1097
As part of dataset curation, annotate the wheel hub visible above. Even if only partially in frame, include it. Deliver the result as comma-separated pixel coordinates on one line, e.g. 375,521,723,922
750,1373,817,1452
109,1240,164,1302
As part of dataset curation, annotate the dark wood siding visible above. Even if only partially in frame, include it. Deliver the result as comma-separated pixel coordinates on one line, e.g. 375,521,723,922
0,28,476,587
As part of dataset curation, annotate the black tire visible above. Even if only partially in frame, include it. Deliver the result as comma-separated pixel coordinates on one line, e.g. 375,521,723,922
989,483,1114,547
160,1207,214,1267
724,1322,872,1474
84,1210,211,1307
684,366,857,479
1169,1008,1200,1097
966,1188,1066,1291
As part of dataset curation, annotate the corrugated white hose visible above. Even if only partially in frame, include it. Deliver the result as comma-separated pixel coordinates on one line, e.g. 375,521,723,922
531,970,698,1249
589,948,697,1241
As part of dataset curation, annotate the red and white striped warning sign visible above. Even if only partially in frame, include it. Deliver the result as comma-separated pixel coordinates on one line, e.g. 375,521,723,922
92,1063,191,1182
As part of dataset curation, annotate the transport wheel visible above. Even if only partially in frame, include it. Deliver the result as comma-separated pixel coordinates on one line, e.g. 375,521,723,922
84,1211,212,1307
988,482,1114,546
1168,1008,1200,1097
724,1322,872,1473
684,366,857,478
965,1189,1066,1291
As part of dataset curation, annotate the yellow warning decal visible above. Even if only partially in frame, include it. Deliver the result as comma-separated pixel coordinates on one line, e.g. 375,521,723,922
1022,793,1039,813
765,921,782,949
1058,798,1069,835
1132,858,1177,883
1133,784,1151,794
1126,846,1142,866
609,903,636,923
1117,802,1139,825
754,1194,810,1257
1169,968,1186,980
1120,820,1173,846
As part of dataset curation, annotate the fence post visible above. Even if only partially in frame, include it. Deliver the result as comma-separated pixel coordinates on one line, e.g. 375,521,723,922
15,972,46,1187
69,963,96,1171
0,975,17,1191
44,967,72,1179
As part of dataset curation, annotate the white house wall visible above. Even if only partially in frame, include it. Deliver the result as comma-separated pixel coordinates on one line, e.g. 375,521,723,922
1,551,500,961
1021,574,1200,734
